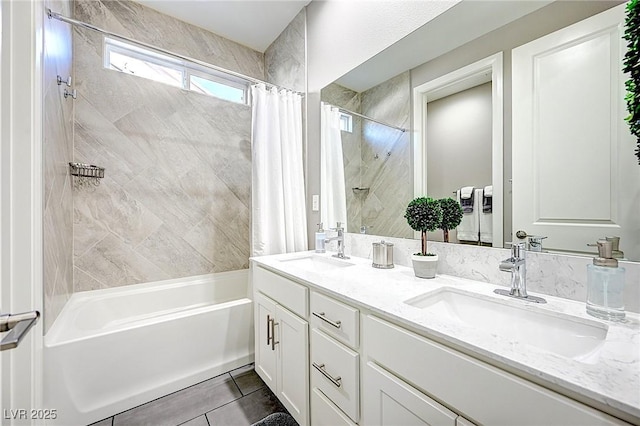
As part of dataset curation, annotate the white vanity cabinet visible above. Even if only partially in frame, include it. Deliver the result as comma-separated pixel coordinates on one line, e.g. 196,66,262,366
363,315,628,426
251,260,634,426
253,266,309,426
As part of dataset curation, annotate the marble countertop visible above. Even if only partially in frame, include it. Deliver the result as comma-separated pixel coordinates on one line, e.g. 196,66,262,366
251,250,640,423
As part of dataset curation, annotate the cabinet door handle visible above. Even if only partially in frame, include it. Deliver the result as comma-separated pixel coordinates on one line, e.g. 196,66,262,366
312,362,342,388
267,314,273,347
312,311,341,329
271,319,279,351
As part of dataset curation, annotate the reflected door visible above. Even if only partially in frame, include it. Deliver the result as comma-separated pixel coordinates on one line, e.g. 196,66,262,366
512,4,640,259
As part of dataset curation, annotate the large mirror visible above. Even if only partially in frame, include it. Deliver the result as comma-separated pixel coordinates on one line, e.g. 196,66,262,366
320,0,640,262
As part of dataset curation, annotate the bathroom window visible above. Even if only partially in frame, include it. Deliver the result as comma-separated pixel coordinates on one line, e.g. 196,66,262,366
189,72,247,104
340,112,353,133
104,38,249,104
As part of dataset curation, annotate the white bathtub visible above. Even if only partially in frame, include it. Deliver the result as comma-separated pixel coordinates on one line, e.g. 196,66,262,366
44,270,254,426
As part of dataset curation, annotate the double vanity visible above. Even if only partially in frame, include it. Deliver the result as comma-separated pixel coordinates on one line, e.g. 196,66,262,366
251,251,640,426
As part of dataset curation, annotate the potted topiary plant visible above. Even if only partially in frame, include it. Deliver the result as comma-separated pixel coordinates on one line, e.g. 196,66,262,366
404,197,443,278
438,197,463,243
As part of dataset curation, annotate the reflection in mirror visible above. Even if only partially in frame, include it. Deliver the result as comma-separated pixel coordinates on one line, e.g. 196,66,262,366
321,72,412,238
319,0,639,262
425,82,492,245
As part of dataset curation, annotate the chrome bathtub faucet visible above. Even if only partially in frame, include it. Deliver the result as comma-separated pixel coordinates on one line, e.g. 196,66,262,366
494,242,546,304
325,222,349,259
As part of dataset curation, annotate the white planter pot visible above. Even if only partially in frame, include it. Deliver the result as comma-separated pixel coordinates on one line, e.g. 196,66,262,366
411,254,438,279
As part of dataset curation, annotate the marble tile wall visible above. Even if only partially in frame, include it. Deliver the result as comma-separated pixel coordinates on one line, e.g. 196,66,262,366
74,0,264,80
44,0,74,332
321,73,412,237
72,0,261,291
360,71,412,238
265,9,306,93
345,233,640,314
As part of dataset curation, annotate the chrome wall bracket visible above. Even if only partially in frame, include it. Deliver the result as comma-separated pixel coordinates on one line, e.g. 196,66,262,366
57,75,72,87
64,88,77,99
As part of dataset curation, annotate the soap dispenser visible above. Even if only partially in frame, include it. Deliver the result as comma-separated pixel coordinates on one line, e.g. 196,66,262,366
586,239,625,321
315,223,326,253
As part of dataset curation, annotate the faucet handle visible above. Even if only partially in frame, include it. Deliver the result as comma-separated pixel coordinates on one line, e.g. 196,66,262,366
505,241,526,259
360,225,373,234
330,221,344,231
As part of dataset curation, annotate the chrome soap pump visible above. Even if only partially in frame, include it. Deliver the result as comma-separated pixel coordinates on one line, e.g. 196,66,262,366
586,239,625,321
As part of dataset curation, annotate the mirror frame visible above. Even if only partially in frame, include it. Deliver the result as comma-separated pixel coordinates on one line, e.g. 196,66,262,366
413,53,504,247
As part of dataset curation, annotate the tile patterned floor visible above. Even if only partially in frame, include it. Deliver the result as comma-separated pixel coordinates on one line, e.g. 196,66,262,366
90,364,291,426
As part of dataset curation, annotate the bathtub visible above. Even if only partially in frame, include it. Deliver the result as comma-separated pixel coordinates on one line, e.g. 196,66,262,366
44,270,254,426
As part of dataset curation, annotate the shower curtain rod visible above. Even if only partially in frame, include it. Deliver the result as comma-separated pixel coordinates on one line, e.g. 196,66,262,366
46,9,304,96
334,105,406,133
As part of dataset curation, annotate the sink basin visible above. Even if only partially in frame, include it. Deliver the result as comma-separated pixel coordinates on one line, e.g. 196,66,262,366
404,288,608,363
279,254,355,272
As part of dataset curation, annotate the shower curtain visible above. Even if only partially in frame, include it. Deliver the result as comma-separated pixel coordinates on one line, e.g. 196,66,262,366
251,84,308,256
320,103,347,231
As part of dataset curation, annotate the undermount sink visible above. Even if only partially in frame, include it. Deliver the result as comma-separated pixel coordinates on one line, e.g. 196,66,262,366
279,254,355,271
404,288,608,363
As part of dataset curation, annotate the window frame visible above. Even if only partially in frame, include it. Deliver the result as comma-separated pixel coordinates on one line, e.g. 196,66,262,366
340,112,353,133
103,37,250,105
187,67,249,104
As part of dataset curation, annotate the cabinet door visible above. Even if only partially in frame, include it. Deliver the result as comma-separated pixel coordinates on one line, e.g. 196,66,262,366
363,361,457,426
312,388,357,426
276,304,309,426
254,292,278,391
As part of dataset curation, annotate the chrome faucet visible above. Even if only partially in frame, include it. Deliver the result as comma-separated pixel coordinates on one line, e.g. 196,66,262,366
325,222,349,259
494,242,546,303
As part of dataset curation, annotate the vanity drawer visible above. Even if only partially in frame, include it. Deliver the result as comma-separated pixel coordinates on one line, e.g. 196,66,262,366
311,291,359,349
253,266,308,318
311,329,360,423
364,315,628,426
311,388,357,426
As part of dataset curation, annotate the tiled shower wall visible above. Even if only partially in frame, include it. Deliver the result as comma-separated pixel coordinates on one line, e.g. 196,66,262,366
44,0,74,332
265,10,306,93
360,71,412,238
321,72,411,237
71,0,281,291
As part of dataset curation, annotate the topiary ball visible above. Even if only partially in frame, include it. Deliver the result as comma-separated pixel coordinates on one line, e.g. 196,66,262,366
404,197,443,232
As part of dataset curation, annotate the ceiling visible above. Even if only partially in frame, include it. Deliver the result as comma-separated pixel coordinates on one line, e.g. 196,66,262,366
131,0,311,52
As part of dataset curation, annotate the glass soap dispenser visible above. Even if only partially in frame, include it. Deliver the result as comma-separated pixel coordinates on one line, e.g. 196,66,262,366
586,239,626,321
315,223,326,253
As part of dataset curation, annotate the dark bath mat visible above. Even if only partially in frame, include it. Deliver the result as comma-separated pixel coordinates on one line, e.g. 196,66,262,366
250,412,298,426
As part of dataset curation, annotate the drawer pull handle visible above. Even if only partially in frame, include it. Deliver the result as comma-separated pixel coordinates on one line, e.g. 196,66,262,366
312,311,341,329
313,362,342,388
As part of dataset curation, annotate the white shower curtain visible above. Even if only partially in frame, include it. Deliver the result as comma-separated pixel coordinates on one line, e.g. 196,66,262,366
251,84,308,256
320,103,347,231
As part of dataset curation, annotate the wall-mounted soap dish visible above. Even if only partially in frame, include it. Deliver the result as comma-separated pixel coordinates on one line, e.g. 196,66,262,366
69,162,105,188
352,187,370,195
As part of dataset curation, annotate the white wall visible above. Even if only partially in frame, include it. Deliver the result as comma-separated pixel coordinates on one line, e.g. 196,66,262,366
427,82,492,201
306,0,459,92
